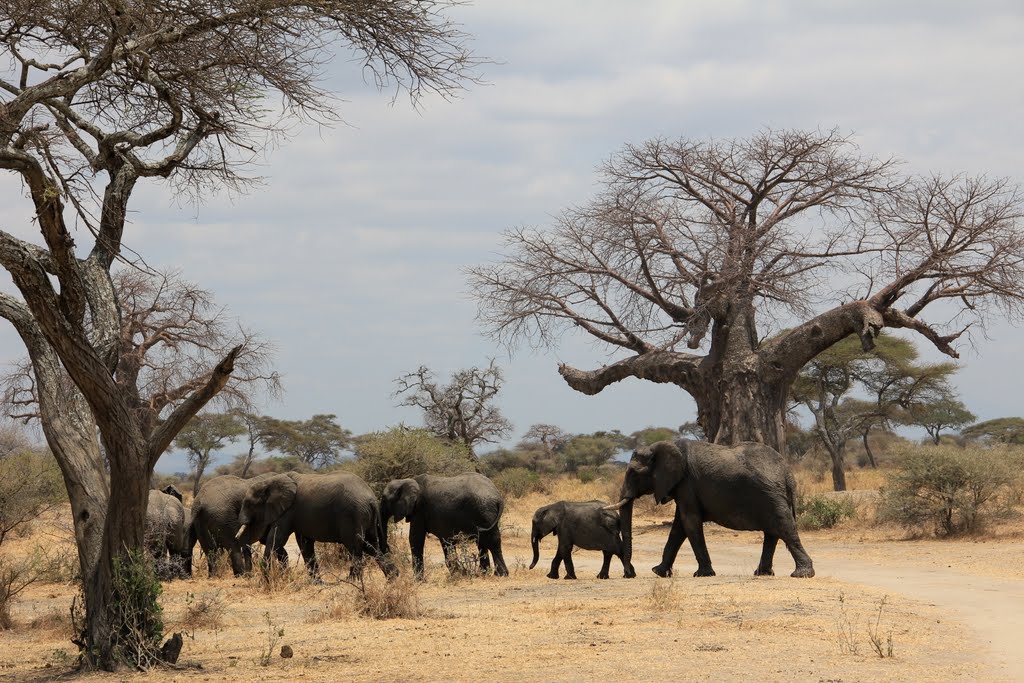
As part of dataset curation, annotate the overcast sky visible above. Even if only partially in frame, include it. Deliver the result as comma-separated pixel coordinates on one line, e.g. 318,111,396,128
2,1,1023,474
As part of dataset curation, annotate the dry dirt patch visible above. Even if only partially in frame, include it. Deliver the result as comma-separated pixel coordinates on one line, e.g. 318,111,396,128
0,511,1001,683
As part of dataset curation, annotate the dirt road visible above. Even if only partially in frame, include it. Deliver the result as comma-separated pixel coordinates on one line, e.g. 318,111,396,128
645,530,1024,681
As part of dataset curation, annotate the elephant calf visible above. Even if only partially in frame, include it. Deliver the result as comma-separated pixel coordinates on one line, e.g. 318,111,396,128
146,485,191,579
381,472,509,579
530,500,635,580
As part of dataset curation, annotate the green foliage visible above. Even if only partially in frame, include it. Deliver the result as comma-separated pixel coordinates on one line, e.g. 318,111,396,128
630,427,678,448
478,448,539,475
902,397,975,444
559,433,625,473
259,414,353,469
878,445,1022,536
961,417,1024,445
353,427,475,490
797,494,857,530
0,448,65,548
491,467,545,498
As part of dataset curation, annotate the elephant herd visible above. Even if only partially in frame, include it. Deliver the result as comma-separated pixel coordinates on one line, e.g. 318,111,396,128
145,440,814,583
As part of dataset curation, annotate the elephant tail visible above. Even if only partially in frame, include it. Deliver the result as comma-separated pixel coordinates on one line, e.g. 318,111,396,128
476,497,505,534
785,471,798,522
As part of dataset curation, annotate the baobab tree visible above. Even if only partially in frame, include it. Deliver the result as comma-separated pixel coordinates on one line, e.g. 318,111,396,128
469,129,1024,455
0,1,474,669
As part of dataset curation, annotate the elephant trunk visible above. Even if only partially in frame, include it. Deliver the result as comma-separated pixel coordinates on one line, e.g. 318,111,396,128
618,498,635,574
529,528,541,570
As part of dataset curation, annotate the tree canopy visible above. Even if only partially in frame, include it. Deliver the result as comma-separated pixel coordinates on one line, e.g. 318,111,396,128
470,129,1024,452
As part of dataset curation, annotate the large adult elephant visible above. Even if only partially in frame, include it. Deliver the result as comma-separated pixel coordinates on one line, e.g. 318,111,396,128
235,472,396,579
381,472,508,579
529,500,635,580
145,485,191,579
189,473,282,577
607,440,814,578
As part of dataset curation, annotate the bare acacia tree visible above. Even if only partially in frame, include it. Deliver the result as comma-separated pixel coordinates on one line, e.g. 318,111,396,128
469,129,1024,456
0,1,474,669
394,360,513,458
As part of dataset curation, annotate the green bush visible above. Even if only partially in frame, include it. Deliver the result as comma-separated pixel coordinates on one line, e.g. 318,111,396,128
353,428,475,491
491,467,545,498
878,445,1021,536
0,449,65,548
797,494,857,530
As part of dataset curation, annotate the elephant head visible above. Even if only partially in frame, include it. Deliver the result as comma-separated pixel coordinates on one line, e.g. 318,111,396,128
162,484,184,503
606,441,687,577
528,502,565,569
235,474,298,546
380,479,422,523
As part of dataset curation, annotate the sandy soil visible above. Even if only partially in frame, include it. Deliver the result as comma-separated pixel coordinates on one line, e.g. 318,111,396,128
2,504,1022,682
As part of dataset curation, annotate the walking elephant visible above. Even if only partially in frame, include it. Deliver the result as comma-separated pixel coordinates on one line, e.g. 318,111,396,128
607,440,814,578
381,473,508,579
145,485,191,579
530,500,635,580
235,472,396,579
189,473,283,577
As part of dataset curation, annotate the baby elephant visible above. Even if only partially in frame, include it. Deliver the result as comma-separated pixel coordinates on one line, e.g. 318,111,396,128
530,500,636,579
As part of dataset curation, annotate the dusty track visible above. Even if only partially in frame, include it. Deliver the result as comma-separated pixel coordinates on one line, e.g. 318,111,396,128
2,518,1021,682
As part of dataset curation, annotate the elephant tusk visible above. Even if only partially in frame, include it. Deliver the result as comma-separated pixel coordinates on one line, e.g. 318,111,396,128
602,498,631,511
234,524,248,541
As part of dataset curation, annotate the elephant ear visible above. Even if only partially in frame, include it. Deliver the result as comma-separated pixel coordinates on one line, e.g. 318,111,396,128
262,474,299,523
652,441,687,504
535,503,563,536
392,479,421,521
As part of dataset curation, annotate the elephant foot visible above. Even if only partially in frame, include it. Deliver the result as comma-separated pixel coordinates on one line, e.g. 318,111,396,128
546,571,560,580
754,567,775,577
791,566,815,578
651,564,672,578
563,574,577,580
693,568,716,577
495,566,509,577
596,572,609,580
623,566,636,579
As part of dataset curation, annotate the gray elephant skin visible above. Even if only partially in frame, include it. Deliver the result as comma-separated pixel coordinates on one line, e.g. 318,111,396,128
381,473,509,579
236,472,396,579
189,473,281,576
145,485,191,579
529,500,635,580
609,440,814,579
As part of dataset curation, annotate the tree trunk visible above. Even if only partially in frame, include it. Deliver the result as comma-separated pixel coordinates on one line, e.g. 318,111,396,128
862,431,878,468
82,439,156,671
827,443,848,492
694,369,789,454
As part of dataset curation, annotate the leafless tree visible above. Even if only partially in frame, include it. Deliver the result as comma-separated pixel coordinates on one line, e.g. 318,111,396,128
0,1,475,669
469,130,1024,455
394,360,513,458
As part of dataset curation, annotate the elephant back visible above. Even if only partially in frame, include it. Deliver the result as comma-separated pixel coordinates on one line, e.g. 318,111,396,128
415,472,504,535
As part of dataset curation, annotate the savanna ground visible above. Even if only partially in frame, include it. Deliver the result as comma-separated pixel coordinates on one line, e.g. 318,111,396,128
2,473,1023,683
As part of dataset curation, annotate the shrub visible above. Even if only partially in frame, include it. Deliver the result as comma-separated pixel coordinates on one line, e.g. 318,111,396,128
878,445,1021,536
352,571,420,619
491,467,545,498
0,449,65,548
797,494,857,530
353,427,475,491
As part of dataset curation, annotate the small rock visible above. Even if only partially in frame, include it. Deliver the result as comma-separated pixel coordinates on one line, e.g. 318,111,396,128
280,645,293,659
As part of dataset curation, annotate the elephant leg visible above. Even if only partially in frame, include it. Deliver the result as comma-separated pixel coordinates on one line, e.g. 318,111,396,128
781,530,815,578
481,526,509,577
683,514,715,577
230,546,249,577
547,551,562,579
297,535,319,577
440,537,460,575
560,538,577,580
361,533,398,580
755,534,778,576
476,536,492,573
409,521,428,580
653,510,687,577
597,551,612,580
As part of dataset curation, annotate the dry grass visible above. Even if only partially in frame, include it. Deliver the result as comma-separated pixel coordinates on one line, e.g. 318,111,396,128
352,571,421,620
179,591,226,631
